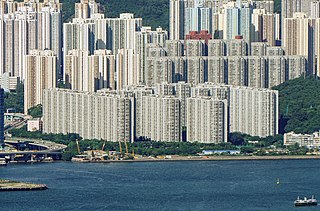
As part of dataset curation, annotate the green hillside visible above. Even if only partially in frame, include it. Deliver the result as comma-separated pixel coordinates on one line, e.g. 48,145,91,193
273,77,320,134
62,0,169,29
274,0,280,13
62,0,281,29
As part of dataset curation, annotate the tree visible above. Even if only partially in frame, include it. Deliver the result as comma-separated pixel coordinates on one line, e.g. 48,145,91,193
229,133,245,146
4,82,24,113
28,104,43,118
273,76,320,134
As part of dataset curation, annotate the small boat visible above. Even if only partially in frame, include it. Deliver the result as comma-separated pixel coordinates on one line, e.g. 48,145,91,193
42,157,54,162
276,178,280,185
0,158,7,166
294,196,317,206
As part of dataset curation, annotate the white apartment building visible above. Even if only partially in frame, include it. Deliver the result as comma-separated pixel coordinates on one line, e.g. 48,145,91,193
64,49,115,92
187,97,228,144
229,86,278,137
43,88,134,142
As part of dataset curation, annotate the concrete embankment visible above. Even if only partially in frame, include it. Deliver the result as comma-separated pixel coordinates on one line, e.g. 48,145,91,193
107,155,320,162
0,180,48,191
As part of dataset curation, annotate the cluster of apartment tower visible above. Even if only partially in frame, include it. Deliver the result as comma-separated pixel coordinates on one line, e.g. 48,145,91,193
1,0,319,143
43,83,278,143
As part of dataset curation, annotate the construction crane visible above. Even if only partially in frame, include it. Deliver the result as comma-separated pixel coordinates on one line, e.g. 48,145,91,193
118,141,122,154
101,140,106,151
124,141,129,154
76,140,81,154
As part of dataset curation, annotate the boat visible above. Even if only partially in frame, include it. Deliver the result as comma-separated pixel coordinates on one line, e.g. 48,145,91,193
71,155,91,162
42,157,54,162
0,158,7,166
294,196,317,206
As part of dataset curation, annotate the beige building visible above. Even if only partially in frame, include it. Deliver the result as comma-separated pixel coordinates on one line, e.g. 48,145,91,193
135,26,167,83
64,49,115,92
282,13,320,74
27,118,43,132
145,54,306,89
226,56,247,86
186,97,228,144
186,56,206,85
90,49,115,90
169,0,185,40
0,11,38,79
64,49,91,91
0,72,19,91
166,40,184,57
284,131,320,148
247,56,266,88
0,0,62,80
63,17,97,63
251,9,277,46
141,95,181,142
208,39,225,56
229,86,278,137
106,13,142,54
207,56,225,84
116,49,140,90
43,82,279,142
266,56,286,88
75,0,100,19
191,83,279,138
43,88,134,142
281,0,313,20
24,50,57,114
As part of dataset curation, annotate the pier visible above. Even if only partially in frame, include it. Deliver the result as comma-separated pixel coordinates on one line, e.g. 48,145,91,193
0,180,48,191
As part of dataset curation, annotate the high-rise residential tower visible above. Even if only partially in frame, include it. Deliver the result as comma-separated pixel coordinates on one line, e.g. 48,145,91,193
169,0,185,40
24,50,57,114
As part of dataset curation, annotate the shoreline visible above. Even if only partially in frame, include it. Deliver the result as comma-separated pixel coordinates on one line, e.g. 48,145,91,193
4,155,320,165
106,155,320,163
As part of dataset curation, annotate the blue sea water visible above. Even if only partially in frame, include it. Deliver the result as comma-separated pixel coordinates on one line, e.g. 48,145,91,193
1,160,320,211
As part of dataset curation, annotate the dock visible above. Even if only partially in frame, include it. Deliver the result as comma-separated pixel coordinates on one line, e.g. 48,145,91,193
0,180,48,191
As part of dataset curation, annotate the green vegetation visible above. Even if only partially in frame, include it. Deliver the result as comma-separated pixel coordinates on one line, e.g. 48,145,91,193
103,0,169,30
9,126,81,145
4,82,24,113
273,76,320,134
61,0,77,22
10,126,311,160
61,0,169,29
61,0,281,30
229,132,283,147
274,0,280,13
9,127,239,160
28,104,43,118
62,139,240,160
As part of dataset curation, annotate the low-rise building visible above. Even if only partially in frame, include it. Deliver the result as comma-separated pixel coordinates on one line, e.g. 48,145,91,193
284,131,320,148
201,150,241,155
27,119,43,132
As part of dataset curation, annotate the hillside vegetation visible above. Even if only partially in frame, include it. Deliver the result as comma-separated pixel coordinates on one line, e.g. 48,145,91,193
273,77,320,134
61,0,281,29
62,0,169,29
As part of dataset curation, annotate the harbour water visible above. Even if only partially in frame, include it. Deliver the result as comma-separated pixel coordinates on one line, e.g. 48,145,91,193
1,159,320,210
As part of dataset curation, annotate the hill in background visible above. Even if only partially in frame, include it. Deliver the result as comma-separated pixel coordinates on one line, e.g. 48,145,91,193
62,0,281,30
273,77,320,134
